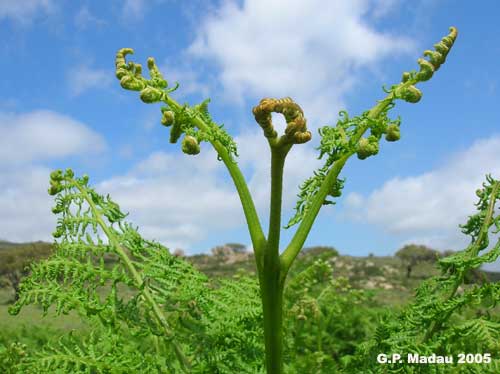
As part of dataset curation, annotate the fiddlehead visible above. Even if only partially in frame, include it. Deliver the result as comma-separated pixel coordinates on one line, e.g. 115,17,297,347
115,48,238,160
252,97,312,145
285,27,458,229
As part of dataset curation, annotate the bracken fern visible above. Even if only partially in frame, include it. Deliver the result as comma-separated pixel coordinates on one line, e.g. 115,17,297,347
5,26,490,374
8,169,265,373
344,175,500,373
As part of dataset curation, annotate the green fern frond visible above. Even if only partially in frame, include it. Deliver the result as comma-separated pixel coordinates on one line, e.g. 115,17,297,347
286,27,458,229
344,175,500,374
116,49,238,160
13,330,173,374
9,169,271,373
451,318,500,351
10,169,207,370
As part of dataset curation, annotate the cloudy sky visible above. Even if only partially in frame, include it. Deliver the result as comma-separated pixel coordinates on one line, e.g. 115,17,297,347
1,1,499,269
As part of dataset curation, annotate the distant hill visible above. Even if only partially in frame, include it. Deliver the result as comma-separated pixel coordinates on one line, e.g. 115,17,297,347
0,240,51,251
0,240,16,250
485,271,500,282
1,240,499,289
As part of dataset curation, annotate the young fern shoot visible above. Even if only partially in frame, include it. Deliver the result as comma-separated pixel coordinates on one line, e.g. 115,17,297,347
115,48,267,268
114,26,457,373
280,27,458,273
0,18,471,373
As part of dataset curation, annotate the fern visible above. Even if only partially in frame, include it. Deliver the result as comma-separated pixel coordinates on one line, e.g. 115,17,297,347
343,175,500,374
284,259,379,373
8,170,267,373
115,50,238,160
9,169,195,369
286,27,458,228
4,26,470,374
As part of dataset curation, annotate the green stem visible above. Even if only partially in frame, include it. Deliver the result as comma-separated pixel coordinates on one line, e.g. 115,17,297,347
260,270,285,374
260,145,289,374
164,97,267,270
267,146,289,257
280,155,348,277
73,181,191,372
260,95,394,373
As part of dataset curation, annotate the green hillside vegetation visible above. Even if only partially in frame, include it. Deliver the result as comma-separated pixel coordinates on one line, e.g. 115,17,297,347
0,240,50,251
0,242,53,303
1,239,499,373
2,241,497,308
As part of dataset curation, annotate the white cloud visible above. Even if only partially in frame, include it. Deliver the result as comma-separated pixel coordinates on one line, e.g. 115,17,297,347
91,124,321,252
187,0,415,126
74,6,106,30
0,166,56,242
0,110,106,166
343,135,500,253
369,0,400,19
67,65,113,96
0,110,106,242
122,0,146,19
97,149,242,250
0,0,54,23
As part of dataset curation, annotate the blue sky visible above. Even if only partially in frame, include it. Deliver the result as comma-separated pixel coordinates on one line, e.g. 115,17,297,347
1,1,499,269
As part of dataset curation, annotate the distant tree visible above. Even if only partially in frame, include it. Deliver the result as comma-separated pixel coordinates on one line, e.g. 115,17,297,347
395,244,440,278
288,246,339,277
224,243,248,253
211,245,232,261
212,243,248,257
173,248,186,257
463,268,488,284
0,242,52,301
302,246,339,257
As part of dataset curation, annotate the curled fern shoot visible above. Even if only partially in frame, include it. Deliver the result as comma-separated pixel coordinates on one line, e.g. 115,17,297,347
115,48,266,267
115,48,238,161
112,27,458,374
252,97,312,146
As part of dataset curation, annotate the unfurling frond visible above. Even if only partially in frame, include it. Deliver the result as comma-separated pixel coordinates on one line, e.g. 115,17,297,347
115,49,238,160
252,97,312,145
286,27,458,228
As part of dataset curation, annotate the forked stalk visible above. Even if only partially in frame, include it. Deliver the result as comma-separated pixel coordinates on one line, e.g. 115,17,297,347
114,26,458,374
